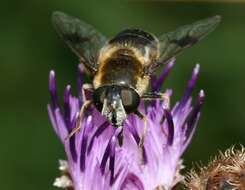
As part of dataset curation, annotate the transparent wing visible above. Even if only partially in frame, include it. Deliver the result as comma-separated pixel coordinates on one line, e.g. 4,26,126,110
147,15,221,74
52,11,107,74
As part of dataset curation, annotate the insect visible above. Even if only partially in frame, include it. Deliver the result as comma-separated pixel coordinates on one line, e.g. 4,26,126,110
52,11,221,142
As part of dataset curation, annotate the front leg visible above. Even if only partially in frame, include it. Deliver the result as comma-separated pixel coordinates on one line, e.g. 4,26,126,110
142,92,170,106
81,83,94,102
142,92,169,100
66,83,94,139
66,100,93,140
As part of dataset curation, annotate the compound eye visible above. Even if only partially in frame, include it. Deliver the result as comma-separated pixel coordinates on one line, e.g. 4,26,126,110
93,87,107,111
120,88,140,113
99,89,106,104
121,89,133,106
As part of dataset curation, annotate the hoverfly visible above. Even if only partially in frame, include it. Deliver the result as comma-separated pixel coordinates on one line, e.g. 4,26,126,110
52,11,220,142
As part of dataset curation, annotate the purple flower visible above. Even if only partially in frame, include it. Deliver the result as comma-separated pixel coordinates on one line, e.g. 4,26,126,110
48,59,204,190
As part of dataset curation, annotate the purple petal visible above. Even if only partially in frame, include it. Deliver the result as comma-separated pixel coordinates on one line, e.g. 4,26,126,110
69,97,80,122
150,75,157,92
142,146,148,165
47,104,58,135
164,109,174,145
176,64,200,112
184,90,205,145
63,85,71,127
77,64,84,107
69,135,78,162
120,173,144,190
138,101,145,113
151,58,176,92
54,108,68,142
109,136,116,185
88,121,110,154
126,122,140,145
80,116,93,171
100,139,111,174
49,70,59,109
80,131,88,171
69,114,79,162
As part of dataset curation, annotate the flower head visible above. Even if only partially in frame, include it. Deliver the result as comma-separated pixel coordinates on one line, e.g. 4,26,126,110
184,146,245,190
48,59,204,190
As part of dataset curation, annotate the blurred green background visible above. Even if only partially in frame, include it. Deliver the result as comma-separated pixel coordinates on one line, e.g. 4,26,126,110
0,0,244,189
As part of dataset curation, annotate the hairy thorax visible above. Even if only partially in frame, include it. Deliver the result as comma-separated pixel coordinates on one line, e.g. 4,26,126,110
93,45,150,95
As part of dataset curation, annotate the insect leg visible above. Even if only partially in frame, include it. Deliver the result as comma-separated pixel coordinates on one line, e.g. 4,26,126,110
142,92,170,106
66,100,93,140
81,83,94,102
82,83,93,91
142,92,169,100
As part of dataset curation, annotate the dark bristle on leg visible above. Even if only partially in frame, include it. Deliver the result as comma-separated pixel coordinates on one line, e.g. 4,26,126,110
134,110,145,120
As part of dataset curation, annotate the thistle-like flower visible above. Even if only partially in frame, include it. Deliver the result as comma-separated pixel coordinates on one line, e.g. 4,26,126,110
47,59,204,190
184,146,245,190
